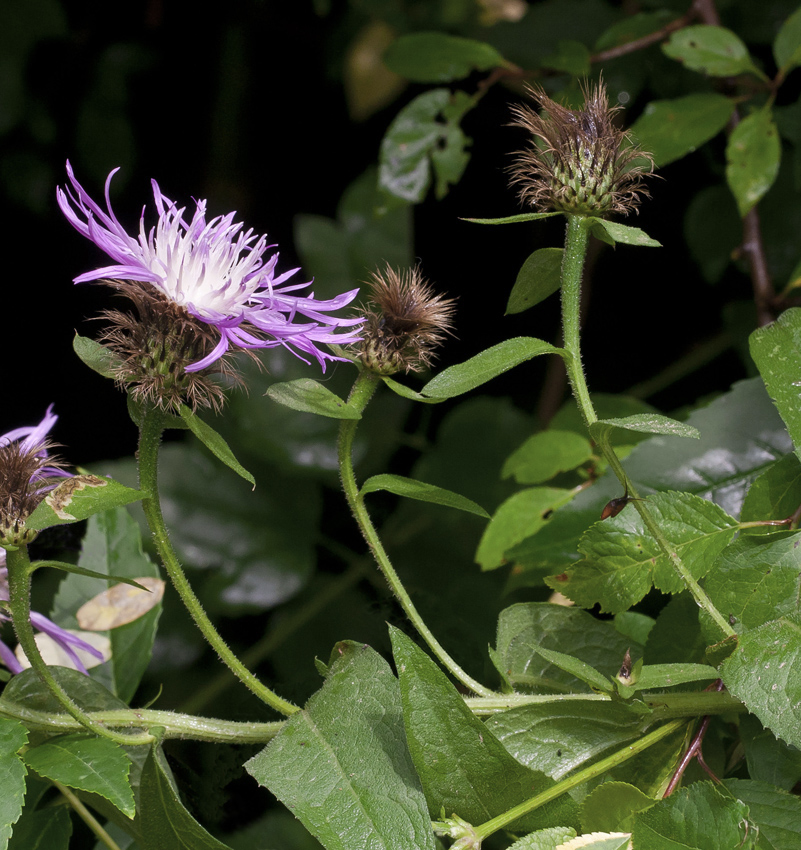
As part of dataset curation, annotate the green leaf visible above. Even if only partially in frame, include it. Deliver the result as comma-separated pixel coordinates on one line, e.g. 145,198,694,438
359,474,489,518
724,778,801,849
632,781,751,849
245,642,436,850
646,594,707,665
462,212,561,225
625,663,718,691
720,612,801,748
380,376,441,403
50,508,162,703
629,93,735,168
738,714,801,791
704,533,801,633
551,492,739,613
7,806,72,850
379,88,474,204
139,745,232,850
493,603,640,693
476,487,574,570
422,337,564,399
726,108,781,217
178,405,255,486
72,333,122,380
382,32,507,82
739,453,801,537
24,735,134,819
540,39,591,76
584,218,661,248
590,415,700,443
774,5,801,73
750,307,801,458
581,781,655,832
486,701,647,780
502,430,594,484
528,645,613,693
265,378,361,419
0,718,28,850
390,627,579,831
25,475,146,531
506,248,564,315
662,25,763,78
507,827,577,850
595,11,674,52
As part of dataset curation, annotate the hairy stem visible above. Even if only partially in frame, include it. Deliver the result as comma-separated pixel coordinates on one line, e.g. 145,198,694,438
4,547,154,746
137,407,298,716
338,369,495,697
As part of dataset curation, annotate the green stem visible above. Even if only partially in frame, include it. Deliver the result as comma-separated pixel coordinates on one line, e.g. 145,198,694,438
137,407,298,716
4,547,154,746
474,719,686,842
560,215,735,640
55,780,124,850
338,370,495,698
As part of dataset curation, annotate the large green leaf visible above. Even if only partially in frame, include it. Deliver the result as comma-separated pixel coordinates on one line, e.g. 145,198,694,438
359,474,489,517
721,612,801,749
23,734,134,819
662,25,762,78
506,248,564,315
246,642,436,850
629,93,734,168
390,628,579,831
726,108,781,217
382,32,507,82
421,338,564,400
724,778,801,849
0,718,28,850
139,745,231,850
50,507,162,703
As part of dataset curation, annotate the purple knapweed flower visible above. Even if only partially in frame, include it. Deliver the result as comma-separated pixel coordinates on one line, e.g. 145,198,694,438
57,161,363,373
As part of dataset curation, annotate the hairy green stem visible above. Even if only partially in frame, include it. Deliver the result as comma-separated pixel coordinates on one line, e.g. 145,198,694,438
4,547,154,746
55,780,124,850
137,408,298,716
338,370,495,698
560,215,735,640
473,719,686,842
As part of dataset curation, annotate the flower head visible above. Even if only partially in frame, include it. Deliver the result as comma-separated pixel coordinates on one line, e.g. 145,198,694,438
57,163,363,406
0,406,70,546
509,81,653,217
358,265,456,375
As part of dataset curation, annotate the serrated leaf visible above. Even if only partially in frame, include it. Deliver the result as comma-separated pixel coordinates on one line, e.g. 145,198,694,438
72,333,122,380
629,94,734,168
382,32,507,82
508,827,578,850
26,475,146,531
632,781,751,849
179,405,255,486
720,612,801,749
462,212,561,225
750,308,801,458
421,338,564,400
494,603,641,694
506,248,564,315
245,642,436,850
24,735,134,819
379,88,474,204
584,219,661,248
724,778,801,849
265,378,361,420
359,473,488,517
390,628,579,831
726,109,781,217
662,25,762,78
557,834,631,850
774,5,801,73
0,718,28,850
590,415,699,443
581,782,654,833
551,492,738,613
139,745,232,850
477,488,575,570
502,430,593,485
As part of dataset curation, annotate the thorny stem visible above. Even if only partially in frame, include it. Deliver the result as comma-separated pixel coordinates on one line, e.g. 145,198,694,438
4,547,155,746
560,215,736,640
338,369,496,698
55,780,124,850
137,407,298,716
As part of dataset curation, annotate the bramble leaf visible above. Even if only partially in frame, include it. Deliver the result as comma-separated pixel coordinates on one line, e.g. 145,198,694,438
0,718,28,850
382,32,508,82
662,25,763,78
724,778,801,848
774,5,801,74
726,108,781,217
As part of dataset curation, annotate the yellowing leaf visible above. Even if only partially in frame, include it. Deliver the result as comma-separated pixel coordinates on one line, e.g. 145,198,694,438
15,631,110,671
557,833,632,850
76,577,165,631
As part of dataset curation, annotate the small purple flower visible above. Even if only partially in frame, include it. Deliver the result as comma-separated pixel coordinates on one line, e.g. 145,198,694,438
58,162,363,371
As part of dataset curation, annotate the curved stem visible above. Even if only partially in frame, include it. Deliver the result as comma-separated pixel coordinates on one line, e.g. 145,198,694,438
338,370,495,698
560,215,735,640
137,407,298,716
4,547,154,746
